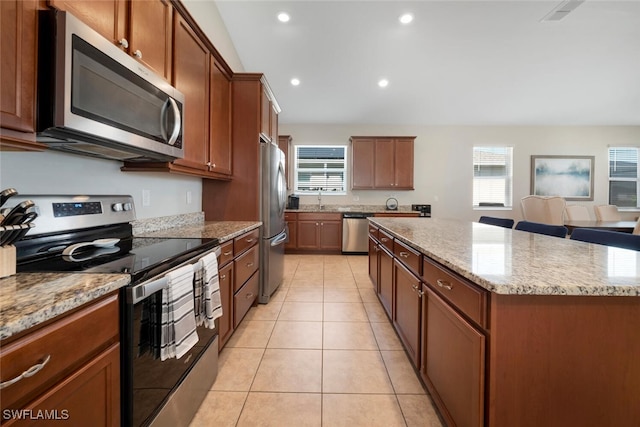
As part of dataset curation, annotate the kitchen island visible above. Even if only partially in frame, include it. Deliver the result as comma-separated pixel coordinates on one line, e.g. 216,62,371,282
369,217,640,427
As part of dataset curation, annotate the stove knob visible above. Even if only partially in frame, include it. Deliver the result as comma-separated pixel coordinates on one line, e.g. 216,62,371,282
112,203,124,212
123,202,133,211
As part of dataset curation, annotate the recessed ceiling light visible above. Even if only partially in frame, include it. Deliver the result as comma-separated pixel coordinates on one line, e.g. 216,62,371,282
291,78,300,86
399,13,413,24
378,79,389,88
277,12,290,23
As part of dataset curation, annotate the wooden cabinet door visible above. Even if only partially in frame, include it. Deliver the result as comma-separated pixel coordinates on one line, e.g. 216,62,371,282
278,135,291,189
1,0,38,133
260,86,270,140
368,236,379,290
319,221,342,250
374,138,395,189
129,0,172,80
393,259,421,366
48,0,126,45
378,246,393,319
394,138,414,189
208,58,232,175
297,221,319,249
217,262,234,349
22,344,120,427
270,104,278,143
172,14,209,171
285,218,297,250
351,138,375,189
424,287,485,427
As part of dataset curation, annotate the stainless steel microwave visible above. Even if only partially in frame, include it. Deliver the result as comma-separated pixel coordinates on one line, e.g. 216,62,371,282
36,10,184,162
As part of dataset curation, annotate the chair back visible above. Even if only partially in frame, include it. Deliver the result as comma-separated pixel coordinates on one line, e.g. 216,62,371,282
515,221,568,238
564,205,590,221
570,228,640,251
478,216,514,229
593,205,621,221
520,196,566,225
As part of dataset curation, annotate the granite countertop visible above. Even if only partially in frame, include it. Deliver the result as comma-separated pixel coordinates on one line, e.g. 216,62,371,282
0,273,130,340
370,217,640,297
136,221,261,242
286,204,417,214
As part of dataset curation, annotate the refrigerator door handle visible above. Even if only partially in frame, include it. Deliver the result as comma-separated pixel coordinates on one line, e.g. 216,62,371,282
271,230,288,247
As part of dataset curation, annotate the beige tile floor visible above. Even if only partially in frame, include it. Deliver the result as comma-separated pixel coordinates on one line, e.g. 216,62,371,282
190,255,443,427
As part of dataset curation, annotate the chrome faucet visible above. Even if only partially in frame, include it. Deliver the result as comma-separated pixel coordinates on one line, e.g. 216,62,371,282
317,190,323,210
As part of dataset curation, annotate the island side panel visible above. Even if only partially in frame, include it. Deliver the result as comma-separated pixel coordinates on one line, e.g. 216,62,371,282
488,294,640,427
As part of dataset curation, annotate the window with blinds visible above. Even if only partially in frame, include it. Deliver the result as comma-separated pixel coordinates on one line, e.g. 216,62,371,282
294,145,347,194
473,147,513,208
609,147,639,208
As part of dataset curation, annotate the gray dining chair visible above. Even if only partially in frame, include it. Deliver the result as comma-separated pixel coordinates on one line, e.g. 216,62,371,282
515,221,568,238
570,228,640,251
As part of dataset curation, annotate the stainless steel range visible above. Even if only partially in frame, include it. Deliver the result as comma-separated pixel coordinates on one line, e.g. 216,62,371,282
14,195,219,427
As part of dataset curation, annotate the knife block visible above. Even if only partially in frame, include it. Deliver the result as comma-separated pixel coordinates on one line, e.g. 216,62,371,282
0,245,16,278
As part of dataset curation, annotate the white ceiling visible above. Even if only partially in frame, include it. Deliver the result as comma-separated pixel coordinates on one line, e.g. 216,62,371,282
215,1,640,126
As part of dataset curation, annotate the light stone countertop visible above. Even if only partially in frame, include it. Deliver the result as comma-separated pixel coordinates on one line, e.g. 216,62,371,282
371,217,640,297
286,204,418,214
135,221,261,242
0,273,130,340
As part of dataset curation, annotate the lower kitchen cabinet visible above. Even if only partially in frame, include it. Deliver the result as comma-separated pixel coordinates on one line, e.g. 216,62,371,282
368,235,380,290
422,285,485,427
284,212,297,251
378,245,394,319
393,259,422,367
293,212,342,252
0,293,120,426
217,228,260,350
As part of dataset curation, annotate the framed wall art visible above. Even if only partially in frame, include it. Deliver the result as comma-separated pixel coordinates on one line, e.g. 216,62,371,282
530,155,594,201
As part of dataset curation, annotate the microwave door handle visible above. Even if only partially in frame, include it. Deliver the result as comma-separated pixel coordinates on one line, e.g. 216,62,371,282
167,97,181,146
160,99,170,142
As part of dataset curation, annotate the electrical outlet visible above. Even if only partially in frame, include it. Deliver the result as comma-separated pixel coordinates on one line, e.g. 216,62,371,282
186,190,192,204
142,189,151,207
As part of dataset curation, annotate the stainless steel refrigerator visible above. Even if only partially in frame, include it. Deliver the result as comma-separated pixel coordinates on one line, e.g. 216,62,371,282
259,139,287,303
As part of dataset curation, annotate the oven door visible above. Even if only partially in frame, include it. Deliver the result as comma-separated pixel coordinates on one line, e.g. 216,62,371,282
120,248,219,427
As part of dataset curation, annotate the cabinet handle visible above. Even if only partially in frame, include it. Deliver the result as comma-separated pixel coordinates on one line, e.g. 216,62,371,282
246,238,254,243
118,38,129,48
316,223,319,226
417,288,425,298
133,49,142,59
380,237,389,242
436,279,453,290
0,355,51,390
321,222,324,226
245,293,254,299
374,246,380,252
246,262,254,267
220,274,226,280
399,251,410,258
223,251,232,256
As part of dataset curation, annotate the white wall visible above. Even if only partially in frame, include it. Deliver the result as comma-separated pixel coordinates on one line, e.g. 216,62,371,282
0,151,202,219
280,124,640,221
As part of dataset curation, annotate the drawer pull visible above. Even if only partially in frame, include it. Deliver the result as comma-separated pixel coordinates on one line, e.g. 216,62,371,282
399,251,410,258
246,262,254,268
380,237,389,242
223,251,232,256
437,279,453,290
246,238,254,243
0,355,51,390
245,293,254,299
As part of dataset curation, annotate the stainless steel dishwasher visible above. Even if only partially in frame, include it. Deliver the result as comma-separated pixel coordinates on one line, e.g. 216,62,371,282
342,212,374,253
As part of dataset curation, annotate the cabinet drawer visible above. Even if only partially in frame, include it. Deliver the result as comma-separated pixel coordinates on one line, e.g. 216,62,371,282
394,239,421,276
284,212,297,221
234,228,259,256
298,212,341,221
234,244,259,293
234,270,259,328
218,240,234,267
0,293,119,411
422,258,488,328
379,229,394,252
368,224,379,240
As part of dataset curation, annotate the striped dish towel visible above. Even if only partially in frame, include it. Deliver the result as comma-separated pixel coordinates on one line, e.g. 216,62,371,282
194,252,223,329
160,264,199,361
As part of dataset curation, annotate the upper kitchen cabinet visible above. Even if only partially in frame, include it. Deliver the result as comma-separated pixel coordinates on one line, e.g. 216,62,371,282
0,0,47,151
202,74,280,221
48,0,172,81
260,84,280,142
122,6,233,180
351,136,415,190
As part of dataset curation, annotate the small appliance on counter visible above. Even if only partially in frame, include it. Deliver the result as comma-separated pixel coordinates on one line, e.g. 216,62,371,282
385,197,398,210
0,188,38,278
412,204,431,217
287,194,300,209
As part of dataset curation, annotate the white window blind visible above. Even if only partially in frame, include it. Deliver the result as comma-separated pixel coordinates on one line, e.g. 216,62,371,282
294,145,347,194
473,147,513,208
609,147,639,208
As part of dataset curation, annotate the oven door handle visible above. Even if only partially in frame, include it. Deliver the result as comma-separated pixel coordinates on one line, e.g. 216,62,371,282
131,276,169,305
